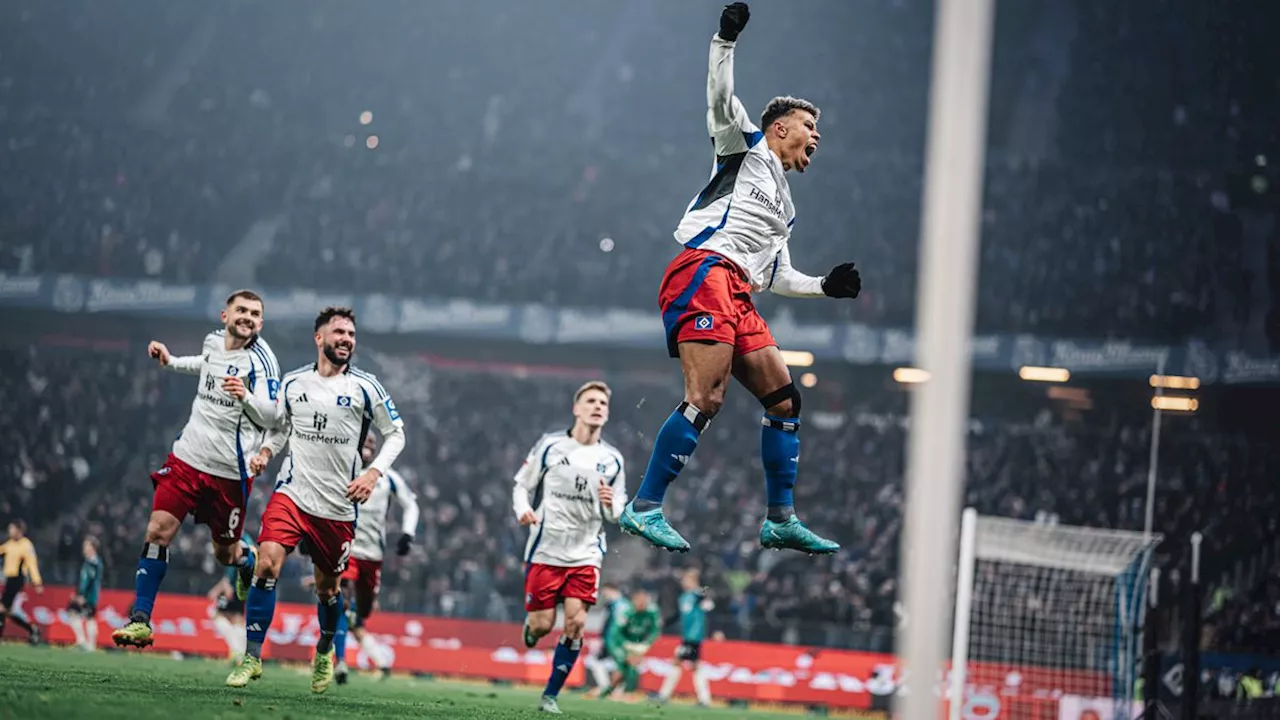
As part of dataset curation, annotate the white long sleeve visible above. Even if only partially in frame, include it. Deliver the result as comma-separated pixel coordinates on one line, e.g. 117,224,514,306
368,425,405,476
706,36,756,156
768,245,826,298
261,424,291,458
165,355,204,375
394,478,420,538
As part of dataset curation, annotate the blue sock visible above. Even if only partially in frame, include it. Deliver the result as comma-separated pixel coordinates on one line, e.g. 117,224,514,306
315,593,344,654
761,415,801,522
244,576,277,658
633,402,709,511
333,608,349,663
131,543,169,622
543,636,583,698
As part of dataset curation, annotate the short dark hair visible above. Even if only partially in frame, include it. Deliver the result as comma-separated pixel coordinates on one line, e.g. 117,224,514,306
761,96,821,131
226,289,264,307
9,518,27,534
314,306,357,332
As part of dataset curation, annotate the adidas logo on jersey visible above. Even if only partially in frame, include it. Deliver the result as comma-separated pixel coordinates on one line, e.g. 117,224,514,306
558,457,571,466
296,393,308,404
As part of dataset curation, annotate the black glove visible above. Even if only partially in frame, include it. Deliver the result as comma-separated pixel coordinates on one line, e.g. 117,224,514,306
822,262,861,299
396,533,412,556
719,2,750,42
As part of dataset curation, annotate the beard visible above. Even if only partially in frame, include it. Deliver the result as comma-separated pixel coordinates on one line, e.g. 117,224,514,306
228,319,257,339
323,342,352,367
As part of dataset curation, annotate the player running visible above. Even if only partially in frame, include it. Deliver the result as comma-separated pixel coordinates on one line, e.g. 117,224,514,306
0,519,44,644
66,536,103,651
620,2,861,555
333,432,420,685
227,306,406,695
512,381,626,715
657,569,713,707
114,290,282,649
598,588,662,702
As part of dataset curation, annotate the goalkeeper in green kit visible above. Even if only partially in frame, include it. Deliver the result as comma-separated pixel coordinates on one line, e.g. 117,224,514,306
598,588,661,701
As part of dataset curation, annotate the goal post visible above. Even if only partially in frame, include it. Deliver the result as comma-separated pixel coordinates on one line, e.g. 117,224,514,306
949,508,1162,720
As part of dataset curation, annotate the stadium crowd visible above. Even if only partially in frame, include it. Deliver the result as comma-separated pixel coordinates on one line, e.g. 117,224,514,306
5,342,1276,655
1,0,1272,345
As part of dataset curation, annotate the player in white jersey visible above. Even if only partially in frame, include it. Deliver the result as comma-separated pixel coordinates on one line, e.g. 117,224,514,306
512,381,626,715
333,432,420,684
620,2,862,556
113,290,282,649
226,306,406,695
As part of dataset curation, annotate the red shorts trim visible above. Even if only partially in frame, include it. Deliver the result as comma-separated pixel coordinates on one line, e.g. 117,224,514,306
258,493,355,576
658,248,777,358
524,563,600,611
151,453,250,545
340,557,382,609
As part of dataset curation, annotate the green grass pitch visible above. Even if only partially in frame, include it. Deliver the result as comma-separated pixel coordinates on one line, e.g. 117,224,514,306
0,644,821,719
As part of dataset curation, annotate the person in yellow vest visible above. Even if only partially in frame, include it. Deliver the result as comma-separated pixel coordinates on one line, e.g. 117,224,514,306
1237,668,1265,701
0,519,44,643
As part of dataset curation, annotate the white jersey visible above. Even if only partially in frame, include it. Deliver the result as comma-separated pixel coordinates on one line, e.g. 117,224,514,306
167,330,281,480
268,364,405,522
512,431,627,569
673,36,825,298
350,467,420,562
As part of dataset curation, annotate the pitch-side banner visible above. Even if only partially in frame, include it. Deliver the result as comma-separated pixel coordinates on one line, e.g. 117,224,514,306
10,585,1126,715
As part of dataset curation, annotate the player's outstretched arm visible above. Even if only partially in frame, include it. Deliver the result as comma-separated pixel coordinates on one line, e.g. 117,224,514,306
707,3,756,155
149,340,202,374
768,245,862,299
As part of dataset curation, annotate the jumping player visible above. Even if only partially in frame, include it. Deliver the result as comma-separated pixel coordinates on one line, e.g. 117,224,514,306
658,569,713,706
334,432,419,684
620,2,861,555
227,306,406,694
66,536,103,651
512,381,626,715
113,290,281,648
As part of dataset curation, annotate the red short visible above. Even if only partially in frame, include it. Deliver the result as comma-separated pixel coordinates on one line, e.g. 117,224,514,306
524,563,600,612
658,248,776,358
340,557,382,607
258,493,355,576
151,453,251,545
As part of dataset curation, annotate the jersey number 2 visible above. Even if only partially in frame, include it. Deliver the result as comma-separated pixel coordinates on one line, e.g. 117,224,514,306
336,541,352,574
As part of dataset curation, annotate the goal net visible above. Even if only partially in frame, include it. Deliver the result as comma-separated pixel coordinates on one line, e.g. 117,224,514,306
948,509,1161,720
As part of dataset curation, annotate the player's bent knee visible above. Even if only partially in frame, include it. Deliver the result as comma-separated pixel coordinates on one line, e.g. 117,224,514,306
145,512,180,544
685,388,725,418
211,542,238,565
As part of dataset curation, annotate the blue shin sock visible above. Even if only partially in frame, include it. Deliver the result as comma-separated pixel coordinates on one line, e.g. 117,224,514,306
333,607,349,663
633,402,709,512
543,636,583,698
131,543,169,622
761,415,800,522
244,577,278,658
315,593,344,654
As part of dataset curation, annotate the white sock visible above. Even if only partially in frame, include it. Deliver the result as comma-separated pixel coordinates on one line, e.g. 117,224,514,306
70,617,87,647
85,619,98,649
692,665,712,705
587,655,612,690
212,615,237,654
231,621,246,657
659,665,682,700
360,633,389,669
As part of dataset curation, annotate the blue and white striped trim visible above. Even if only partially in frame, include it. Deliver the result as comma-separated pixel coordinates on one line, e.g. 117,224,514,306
248,341,280,380
349,367,387,399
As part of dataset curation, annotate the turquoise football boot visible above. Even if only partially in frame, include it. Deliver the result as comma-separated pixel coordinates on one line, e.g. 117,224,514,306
619,501,690,553
759,515,840,555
